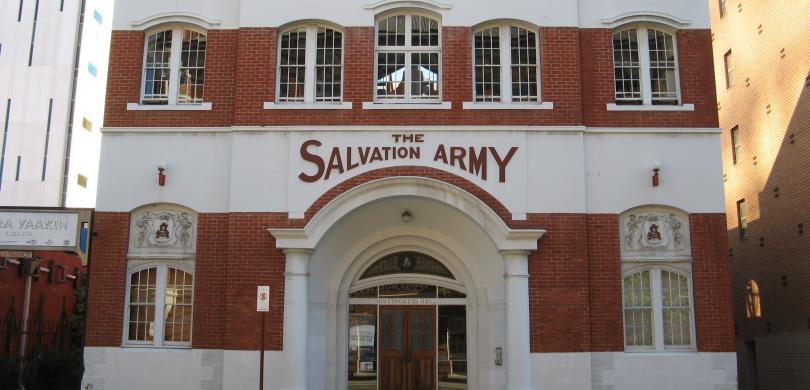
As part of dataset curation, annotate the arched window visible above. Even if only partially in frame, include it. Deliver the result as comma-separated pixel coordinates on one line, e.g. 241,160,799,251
473,24,539,103
277,25,344,103
374,12,441,102
126,264,194,345
125,204,197,347
746,279,762,318
623,267,694,350
612,25,680,105
141,26,207,105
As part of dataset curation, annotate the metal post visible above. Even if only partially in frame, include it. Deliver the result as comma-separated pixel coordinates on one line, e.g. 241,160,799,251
260,311,265,390
18,271,32,389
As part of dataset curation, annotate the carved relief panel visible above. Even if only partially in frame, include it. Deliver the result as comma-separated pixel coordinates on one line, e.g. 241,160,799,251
620,207,691,260
128,204,197,258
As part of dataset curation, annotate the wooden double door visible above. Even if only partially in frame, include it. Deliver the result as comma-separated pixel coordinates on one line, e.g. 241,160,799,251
378,306,436,390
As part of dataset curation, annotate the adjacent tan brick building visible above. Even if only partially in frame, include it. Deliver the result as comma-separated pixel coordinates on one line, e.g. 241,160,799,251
711,1,810,389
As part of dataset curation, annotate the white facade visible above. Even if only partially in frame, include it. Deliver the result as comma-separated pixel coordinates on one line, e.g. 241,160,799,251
0,0,112,207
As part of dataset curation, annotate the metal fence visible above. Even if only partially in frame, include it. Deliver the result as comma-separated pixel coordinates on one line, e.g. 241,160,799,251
0,297,83,390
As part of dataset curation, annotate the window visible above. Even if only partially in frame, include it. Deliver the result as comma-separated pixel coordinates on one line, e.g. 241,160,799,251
93,9,103,25
277,25,344,103
746,279,761,318
141,27,207,105
612,26,680,105
82,117,93,132
375,13,440,102
623,267,695,351
473,25,539,103
125,264,194,346
730,126,741,164
87,62,98,78
719,0,727,17
737,199,748,237
724,50,734,88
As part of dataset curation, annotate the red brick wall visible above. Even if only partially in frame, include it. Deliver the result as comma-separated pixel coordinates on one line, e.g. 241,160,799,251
222,213,288,350
579,28,719,128
104,30,238,128
191,213,229,349
528,214,590,353
103,26,716,128
84,207,732,353
85,212,129,347
586,214,625,352
690,213,735,352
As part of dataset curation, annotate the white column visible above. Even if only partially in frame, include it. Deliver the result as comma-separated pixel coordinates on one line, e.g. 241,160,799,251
502,250,533,390
282,249,313,390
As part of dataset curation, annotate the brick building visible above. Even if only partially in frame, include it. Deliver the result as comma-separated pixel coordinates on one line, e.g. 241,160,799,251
710,1,810,389
82,1,736,389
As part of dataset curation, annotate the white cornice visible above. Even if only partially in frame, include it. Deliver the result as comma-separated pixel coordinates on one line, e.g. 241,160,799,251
600,11,691,29
363,0,452,12
131,12,222,30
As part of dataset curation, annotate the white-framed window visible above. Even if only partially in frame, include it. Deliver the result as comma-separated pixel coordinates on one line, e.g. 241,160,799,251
612,25,681,105
124,262,194,347
141,26,207,105
473,24,540,103
622,265,696,351
374,12,441,102
723,49,734,88
277,25,344,103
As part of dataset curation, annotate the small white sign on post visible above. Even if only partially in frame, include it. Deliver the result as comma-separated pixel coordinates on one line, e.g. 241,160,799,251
257,286,270,312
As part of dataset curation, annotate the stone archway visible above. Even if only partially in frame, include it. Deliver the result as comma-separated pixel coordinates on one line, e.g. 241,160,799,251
270,177,544,390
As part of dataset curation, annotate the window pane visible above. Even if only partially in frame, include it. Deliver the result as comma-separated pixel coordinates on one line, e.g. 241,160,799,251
438,306,467,389
143,30,172,104
376,52,406,99
612,29,642,103
164,268,193,343
623,270,653,347
661,271,692,347
128,267,157,341
279,28,307,102
410,52,440,100
411,15,439,47
648,29,678,104
178,30,207,104
510,27,538,102
474,27,501,102
316,28,343,102
349,305,378,389
377,15,405,47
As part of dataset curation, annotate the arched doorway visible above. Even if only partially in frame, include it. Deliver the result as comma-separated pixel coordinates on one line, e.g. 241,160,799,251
347,251,468,390
270,177,544,390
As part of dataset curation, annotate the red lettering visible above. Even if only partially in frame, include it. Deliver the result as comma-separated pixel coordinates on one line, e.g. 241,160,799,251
324,147,344,180
468,147,487,180
298,140,325,182
489,147,518,183
433,144,448,164
450,147,467,171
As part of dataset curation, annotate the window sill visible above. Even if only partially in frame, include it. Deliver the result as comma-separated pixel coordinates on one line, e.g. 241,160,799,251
362,102,452,110
462,102,554,110
263,102,353,110
127,102,213,111
121,344,192,349
606,103,695,112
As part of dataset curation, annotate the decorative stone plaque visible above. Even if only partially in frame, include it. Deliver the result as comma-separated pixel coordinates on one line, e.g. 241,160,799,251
128,204,197,258
620,207,690,260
